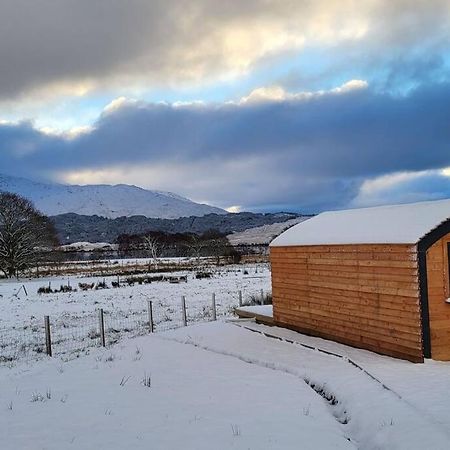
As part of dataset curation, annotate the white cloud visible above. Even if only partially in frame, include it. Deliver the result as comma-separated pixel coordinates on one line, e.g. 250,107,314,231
39,125,94,139
240,79,368,103
351,168,450,207
226,206,242,213
103,97,138,115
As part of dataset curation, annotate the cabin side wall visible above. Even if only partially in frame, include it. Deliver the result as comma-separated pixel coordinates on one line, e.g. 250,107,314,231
270,244,423,362
426,232,450,360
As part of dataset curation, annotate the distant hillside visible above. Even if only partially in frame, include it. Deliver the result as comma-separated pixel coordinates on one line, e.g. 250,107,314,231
227,217,311,245
52,212,302,244
0,173,226,219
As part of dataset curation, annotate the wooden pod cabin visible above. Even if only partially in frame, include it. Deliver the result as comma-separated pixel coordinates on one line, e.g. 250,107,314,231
270,199,450,362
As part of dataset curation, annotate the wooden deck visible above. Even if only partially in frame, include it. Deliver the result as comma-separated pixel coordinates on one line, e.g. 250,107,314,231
234,307,274,326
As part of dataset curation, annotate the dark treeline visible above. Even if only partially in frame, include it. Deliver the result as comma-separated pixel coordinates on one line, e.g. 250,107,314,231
117,229,241,262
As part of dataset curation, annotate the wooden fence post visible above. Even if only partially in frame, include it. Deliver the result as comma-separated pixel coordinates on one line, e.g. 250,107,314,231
148,300,154,333
181,296,187,326
99,309,106,347
238,290,243,307
260,289,264,305
211,293,217,321
44,316,52,357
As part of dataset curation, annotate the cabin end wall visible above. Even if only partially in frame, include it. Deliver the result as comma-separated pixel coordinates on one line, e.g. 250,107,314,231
270,244,423,362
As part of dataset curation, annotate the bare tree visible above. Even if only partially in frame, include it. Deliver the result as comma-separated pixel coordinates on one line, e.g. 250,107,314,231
188,235,208,263
0,192,58,278
142,235,163,269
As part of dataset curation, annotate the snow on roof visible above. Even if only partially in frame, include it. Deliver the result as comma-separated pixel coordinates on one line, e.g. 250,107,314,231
270,199,450,246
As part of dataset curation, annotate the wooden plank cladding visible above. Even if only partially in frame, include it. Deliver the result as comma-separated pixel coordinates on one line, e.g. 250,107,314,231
270,244,424,362
426,234,450,360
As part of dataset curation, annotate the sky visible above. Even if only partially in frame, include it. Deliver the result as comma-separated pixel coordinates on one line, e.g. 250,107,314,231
0,0,449,213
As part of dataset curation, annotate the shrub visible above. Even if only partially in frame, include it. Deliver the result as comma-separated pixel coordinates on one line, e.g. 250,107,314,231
37,286,53,294
78,282,95,291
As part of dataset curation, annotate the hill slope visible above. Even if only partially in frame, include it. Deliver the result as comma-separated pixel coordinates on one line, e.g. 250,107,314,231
51,212,301,243
0,174,226,219
227,217,311,245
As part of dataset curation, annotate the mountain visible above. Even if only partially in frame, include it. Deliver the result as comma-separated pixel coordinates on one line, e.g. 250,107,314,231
0,174,226,219
51,212,303,243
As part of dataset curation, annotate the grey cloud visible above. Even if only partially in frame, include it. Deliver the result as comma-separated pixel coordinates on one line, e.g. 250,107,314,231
0,0,449,100
0,83,449,212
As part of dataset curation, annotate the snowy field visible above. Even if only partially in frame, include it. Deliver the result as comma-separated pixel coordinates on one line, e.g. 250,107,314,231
1,321,450,450
0,262,271,362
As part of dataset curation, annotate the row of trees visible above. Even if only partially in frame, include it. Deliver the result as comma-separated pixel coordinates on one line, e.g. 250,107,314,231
117,229,241,263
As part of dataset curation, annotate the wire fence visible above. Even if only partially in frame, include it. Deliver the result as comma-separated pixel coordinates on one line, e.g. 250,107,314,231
0,289,271,365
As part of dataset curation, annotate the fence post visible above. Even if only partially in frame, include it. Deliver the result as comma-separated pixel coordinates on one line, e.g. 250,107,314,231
148,300,154,333
44,316,52,357
211,293,217,321
238,290,242,307
99,309,106,347
260,289,264,305
181,296,187,326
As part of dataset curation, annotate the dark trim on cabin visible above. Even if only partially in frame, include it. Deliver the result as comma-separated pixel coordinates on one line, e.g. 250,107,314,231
417,218,450,359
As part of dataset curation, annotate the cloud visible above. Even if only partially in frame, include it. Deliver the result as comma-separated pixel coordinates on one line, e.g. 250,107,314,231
351,168,450,207
0,82,449,212
239,79,367,103
0,0,449,104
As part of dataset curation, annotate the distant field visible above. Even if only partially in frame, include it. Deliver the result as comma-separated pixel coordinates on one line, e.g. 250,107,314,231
0,260,271,363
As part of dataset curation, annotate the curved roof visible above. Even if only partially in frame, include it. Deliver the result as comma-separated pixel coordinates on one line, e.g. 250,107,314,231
270,199,450,247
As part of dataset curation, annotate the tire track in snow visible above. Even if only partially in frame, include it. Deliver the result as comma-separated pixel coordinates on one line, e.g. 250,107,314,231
159,332,359,448
231,320,450,439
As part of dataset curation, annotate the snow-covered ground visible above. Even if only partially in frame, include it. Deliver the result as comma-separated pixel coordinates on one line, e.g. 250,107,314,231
2,263,449,449
1,321,449,449
59,242,119,252
0,263,271,362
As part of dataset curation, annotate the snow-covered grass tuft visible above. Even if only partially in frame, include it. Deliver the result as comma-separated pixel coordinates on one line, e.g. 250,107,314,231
141,372,151,388
119,376,131,387
104,353,115,363
30,392,45,402
230,424,241,437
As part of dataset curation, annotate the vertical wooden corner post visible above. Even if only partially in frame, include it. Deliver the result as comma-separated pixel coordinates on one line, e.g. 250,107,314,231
181,296,187,326
44,315,52,357
238,290,243,307
211,293,217,321
148,300,154,333
99,309,106,347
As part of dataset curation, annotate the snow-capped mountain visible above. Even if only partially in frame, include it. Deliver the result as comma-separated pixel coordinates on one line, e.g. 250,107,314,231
0,174,226,219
